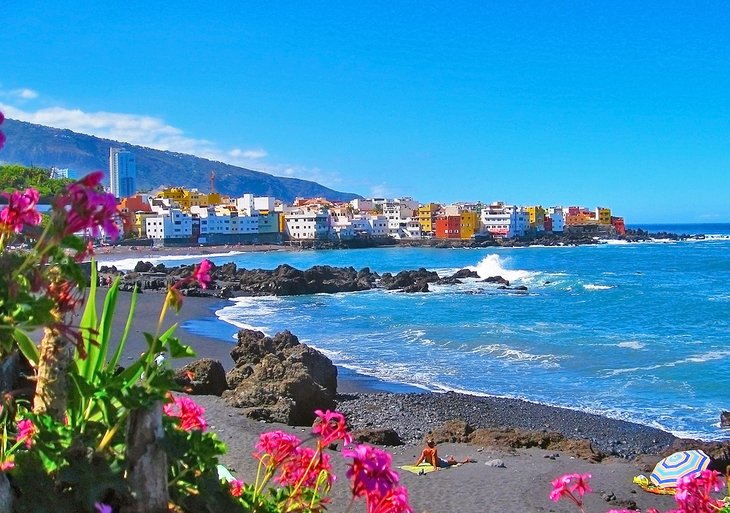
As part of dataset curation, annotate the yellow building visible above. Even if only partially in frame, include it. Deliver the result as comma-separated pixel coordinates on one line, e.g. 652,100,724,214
596,207,612,225
418,203,441,235
134,212,158,238
156,187,226,209
459,210,479,239
526,206,546,229
156,187,186,208
202,192,223,206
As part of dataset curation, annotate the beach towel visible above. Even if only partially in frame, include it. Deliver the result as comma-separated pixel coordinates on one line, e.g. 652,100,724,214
633,475,676,495
399,462,439,475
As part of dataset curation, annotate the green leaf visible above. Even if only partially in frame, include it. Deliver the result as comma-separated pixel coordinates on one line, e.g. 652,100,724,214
78,263,98,380
108,280,136,370
116,359,144,387
12,328,39,365
93,267,120,378
166,335,196,358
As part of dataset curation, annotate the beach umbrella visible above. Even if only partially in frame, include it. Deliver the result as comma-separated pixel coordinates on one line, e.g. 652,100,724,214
650,450,711,488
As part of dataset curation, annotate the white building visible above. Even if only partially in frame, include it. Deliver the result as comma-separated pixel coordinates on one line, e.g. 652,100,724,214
284,211,331,240
367,215,389,237
480,202,530,238
231,194,277,215
387,217,422,239
145,208,193,240
254,196,275,213
383,201,415,221
191,205,259,236
350,198,374,212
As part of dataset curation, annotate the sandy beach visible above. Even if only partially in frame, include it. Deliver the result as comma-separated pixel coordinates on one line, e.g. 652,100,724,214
94,282,688,513
94,242,295,267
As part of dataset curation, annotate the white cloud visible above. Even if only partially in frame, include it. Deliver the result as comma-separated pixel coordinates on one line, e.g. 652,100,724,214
230,148,268,159
12,88,38,100
0,99,352,192
369,184,392,198
0,101,270,169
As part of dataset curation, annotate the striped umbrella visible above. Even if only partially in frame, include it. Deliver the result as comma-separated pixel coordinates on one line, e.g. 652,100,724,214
650,450,711,488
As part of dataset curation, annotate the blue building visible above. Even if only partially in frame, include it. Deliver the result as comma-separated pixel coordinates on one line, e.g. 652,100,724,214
109,148,137,198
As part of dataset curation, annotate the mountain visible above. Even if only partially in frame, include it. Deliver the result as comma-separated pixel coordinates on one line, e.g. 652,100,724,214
0,119,362,203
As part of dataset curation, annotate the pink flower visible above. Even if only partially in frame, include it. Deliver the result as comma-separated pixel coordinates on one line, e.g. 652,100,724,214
0,188,42,233
0,459,14,472
549,473,591,508
313,409,352,447
54,171,120,241
343,444,400,500
277,445,334,488
17,418,36,448
254,430,302,465
570,472,592,496
163,395,207,432
191,259,212,288
94,503,112,513
229,478,244,497
672,470,725,513
368,486,412,513
549,474,571,502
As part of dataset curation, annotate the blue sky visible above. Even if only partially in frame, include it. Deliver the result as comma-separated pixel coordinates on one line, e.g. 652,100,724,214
2,1,729,223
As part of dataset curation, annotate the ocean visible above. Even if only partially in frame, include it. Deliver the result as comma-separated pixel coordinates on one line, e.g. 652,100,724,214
108,223,730,441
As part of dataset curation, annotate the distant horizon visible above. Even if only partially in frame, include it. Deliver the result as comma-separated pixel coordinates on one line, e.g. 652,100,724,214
3,2,730,223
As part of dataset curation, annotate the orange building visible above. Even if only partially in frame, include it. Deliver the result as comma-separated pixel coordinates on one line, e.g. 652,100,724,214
118,195,152,235
434,216,461,239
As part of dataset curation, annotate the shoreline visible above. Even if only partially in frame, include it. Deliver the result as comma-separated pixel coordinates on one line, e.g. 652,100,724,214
99,288,701,513
180,299,679,453
94,247,730,444
103,287,680,451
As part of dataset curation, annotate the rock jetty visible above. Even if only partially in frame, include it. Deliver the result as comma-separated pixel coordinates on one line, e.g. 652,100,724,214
101,262,520,298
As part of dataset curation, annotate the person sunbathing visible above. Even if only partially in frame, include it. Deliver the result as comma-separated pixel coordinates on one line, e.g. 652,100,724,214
415,439,474,470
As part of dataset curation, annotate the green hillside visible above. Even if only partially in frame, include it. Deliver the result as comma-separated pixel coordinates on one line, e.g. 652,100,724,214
0,119,361,203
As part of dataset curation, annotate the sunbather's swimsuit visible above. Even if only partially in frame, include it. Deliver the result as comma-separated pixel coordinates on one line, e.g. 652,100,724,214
437,457,450,468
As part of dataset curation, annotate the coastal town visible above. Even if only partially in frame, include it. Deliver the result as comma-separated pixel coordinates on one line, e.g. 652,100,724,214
105,148,626,247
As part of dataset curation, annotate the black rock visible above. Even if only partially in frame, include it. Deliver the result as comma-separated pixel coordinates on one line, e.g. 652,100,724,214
721,411,730,428
175,358,228,396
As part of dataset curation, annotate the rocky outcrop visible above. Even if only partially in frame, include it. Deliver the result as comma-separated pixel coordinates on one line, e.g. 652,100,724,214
222,329,337,425
379,268,439,293
174,359,228,396
217,264,377,296
119,261,525,297
483,275,509,286
351,428,403,446
721,411,730,428
450,269,480,279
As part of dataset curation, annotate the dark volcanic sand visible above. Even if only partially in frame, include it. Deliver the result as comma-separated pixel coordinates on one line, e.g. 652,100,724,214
336,391,677,459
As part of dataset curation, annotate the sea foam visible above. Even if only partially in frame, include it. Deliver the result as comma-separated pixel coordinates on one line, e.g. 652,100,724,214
469,254,534,282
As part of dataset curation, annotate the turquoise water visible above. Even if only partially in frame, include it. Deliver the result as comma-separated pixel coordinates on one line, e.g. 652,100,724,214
109,224,730,440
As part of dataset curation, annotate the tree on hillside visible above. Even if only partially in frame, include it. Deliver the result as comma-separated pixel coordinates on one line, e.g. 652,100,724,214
0,165,72,198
